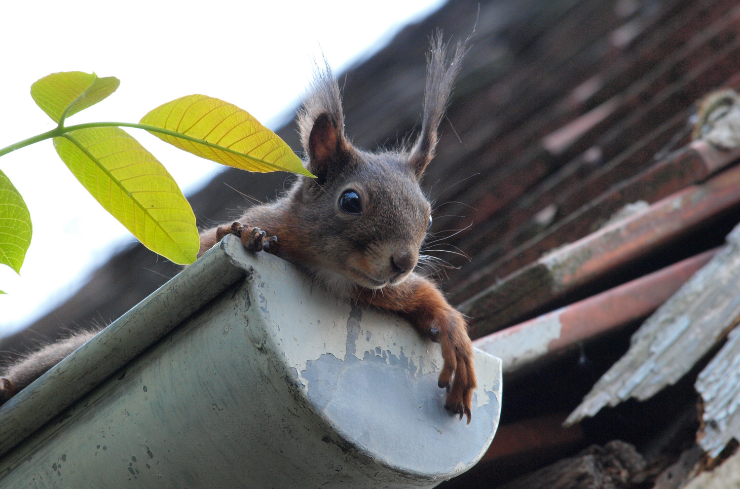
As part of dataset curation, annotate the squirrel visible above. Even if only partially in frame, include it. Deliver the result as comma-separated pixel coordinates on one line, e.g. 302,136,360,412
0,35,477,423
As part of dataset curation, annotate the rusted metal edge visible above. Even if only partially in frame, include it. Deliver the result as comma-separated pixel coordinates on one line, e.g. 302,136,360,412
684,447,740,488
473,249,717,376
459,162,740,337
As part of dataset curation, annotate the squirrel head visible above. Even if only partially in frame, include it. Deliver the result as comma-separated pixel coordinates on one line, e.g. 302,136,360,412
290,35,465,290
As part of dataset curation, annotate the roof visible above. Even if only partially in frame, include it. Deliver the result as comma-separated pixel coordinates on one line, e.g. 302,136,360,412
7,0,740,486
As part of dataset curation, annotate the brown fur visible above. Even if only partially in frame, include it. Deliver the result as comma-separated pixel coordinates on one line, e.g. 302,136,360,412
202,34,477,422
0,35,476,420
0,329,98,403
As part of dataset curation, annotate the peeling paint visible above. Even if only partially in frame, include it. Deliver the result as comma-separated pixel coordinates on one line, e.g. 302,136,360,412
0,238,501,487
300,333,500,474
649,315,690,355
567,223,740,426
247,251,502,476
254,259,445,391
475,310,563,373
697,325,740,457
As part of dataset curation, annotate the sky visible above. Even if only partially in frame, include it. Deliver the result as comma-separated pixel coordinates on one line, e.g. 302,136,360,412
0,0,445,337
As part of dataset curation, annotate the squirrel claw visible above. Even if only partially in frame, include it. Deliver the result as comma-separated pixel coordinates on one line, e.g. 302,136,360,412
445,400,465,419
436,310,476,424
429,327,440,342
263,235,278,253
444,401,472,425
245,228,267,251
446,401,462,414
222,222,277,253
230,222,243,236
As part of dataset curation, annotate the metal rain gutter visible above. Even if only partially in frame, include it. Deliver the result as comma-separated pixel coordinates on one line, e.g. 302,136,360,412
0,235,502,488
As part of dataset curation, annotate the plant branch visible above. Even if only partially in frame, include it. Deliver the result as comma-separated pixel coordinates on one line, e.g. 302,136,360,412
0,121,294,173
0,128,63,158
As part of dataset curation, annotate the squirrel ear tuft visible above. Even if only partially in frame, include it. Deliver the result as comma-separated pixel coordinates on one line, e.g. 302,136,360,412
307,113,341,182
298,58,347,182
409,31,467,178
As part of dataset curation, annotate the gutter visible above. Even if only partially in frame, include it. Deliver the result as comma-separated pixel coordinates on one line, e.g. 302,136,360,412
0,235,501,488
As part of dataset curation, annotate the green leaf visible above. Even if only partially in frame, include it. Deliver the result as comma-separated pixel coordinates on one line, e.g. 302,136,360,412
141,95,313,177
0,169,32,274
31,72,120,124
54,127,198,265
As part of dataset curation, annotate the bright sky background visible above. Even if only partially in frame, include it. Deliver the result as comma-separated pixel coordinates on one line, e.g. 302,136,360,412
0,0,445,337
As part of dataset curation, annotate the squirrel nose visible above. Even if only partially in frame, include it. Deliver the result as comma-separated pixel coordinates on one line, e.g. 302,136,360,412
391,252,415,275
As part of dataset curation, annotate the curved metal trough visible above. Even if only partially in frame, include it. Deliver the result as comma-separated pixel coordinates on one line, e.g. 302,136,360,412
0,235,502,488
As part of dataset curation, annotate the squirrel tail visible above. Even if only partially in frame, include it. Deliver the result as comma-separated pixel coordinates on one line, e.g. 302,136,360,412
0,328,100,404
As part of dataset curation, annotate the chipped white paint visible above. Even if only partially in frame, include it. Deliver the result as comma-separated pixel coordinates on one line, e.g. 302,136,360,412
616,359,656,399
649,316,690,355
474,309,563,374
473,350,501,409
567,222,740,426
0,235,502,488
696,325,740,458
226,247,444,392
600,201,650,230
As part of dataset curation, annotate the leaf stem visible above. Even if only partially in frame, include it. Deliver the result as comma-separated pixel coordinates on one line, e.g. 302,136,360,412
0,127,63,158
0,121,311,176
0,122,182,160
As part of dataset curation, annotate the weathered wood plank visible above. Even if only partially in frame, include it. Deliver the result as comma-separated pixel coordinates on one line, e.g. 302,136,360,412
480,412,584,465
684,448,740,488
496,441,646,489
441,6,740,252
652,445,704,489
451,132,740,305
444,0,738,268
696,324,740,457
474,250,716,376
566,220,740,425
456,108,693,280
460,163,740,337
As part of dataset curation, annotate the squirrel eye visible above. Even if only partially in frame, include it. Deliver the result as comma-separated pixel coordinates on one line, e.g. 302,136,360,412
339,190,362,214
427,214,433,230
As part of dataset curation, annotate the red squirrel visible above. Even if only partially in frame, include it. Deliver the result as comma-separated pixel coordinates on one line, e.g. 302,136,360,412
199,36,477,421
0,36,477,422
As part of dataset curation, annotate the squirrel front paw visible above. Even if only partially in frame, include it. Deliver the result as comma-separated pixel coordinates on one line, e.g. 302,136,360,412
435,311,477,424
216,222,278,253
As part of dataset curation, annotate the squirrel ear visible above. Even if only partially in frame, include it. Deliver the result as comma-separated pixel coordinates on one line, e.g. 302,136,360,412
408,32,466,178
307,113,342,182
298,59,347,183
